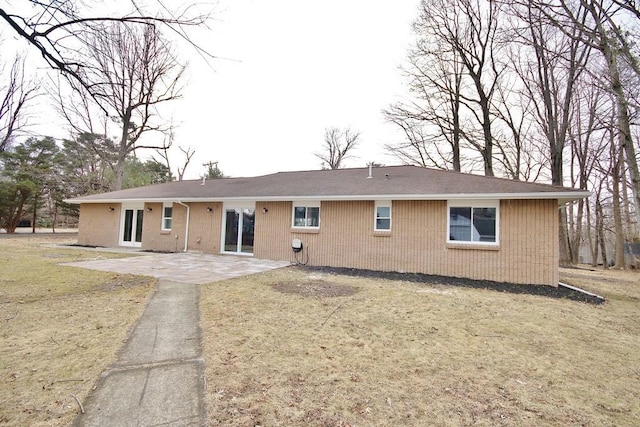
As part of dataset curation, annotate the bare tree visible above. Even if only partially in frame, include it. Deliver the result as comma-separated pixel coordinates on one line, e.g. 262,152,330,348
177,146,196,181
0,2,210,103
567,81,610,264
0,55,38,152
526,0,640,240
153,128,178,182
388,0,507,177
491,73,543,181
384,29,465,171
315,127,360,169
61,22,184,190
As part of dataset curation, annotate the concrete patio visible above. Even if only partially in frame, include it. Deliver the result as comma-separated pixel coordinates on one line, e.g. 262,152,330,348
63,251,291,284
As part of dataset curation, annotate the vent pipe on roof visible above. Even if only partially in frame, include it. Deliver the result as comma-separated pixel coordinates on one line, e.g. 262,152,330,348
367,163,373,179
201,177,205,185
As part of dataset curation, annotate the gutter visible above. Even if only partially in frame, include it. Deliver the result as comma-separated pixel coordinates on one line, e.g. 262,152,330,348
176,201,190,253
64,191,592,205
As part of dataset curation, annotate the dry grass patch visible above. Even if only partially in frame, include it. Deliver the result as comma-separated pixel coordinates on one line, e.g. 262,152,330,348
201,267,640,426
0,236,154,426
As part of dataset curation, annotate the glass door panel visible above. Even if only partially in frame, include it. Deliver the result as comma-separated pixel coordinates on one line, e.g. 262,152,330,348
123,209,134,242
135,209,144,243
224,209,240,252
223,207,255,254
241,209,255,254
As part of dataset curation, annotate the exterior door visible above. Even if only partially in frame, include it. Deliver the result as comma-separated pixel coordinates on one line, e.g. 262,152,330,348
121,207,144,247
223,207,255,254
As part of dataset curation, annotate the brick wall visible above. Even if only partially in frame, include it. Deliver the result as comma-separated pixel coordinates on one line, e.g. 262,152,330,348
78,198,559,285
77,203,121,247
253,199,559,286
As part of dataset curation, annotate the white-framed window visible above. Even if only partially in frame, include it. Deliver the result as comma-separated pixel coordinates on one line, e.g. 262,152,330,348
447,200,499,244
375,201,392,231
292,201,320,228
162,203,173,231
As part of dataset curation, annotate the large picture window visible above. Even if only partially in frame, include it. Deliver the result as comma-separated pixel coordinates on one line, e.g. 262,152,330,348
293,203,320,228
448,202,498,244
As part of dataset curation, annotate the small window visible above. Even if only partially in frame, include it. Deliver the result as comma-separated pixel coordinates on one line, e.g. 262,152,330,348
162,204,173,230
292,203,320,228
375,201,391,231
448,202,497,244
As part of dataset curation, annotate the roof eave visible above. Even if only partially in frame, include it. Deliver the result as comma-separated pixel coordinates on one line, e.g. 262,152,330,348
66,191,591,205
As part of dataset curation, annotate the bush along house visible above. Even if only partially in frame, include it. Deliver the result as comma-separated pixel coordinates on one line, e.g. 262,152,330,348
66,165,590,287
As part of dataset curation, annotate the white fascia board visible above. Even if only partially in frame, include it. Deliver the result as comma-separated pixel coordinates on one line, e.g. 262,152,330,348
64,198,180,204
237,192,591,202
66,191,591,205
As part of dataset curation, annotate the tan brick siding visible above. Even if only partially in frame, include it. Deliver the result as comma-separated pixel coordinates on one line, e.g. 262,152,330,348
186,202,223,253
140,202,184,252
78,198,559,285
253,199,559,286
77,203,121,247
138,202,223,253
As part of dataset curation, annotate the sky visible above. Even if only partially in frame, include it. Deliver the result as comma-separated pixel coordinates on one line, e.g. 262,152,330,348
174,0,421,178
8,0,422,179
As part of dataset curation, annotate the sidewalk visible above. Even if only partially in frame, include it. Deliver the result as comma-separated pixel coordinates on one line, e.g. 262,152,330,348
69,253,289,426
73,281,205,426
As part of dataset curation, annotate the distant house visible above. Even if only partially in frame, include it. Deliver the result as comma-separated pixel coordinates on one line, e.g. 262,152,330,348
66,165,589,286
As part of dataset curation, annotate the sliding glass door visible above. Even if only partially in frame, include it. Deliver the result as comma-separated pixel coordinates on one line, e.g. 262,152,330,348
223,206,255,254
121,206,144,247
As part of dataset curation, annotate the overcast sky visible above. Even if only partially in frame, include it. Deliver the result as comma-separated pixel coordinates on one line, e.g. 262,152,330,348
16,0,422,179
169,0,422,178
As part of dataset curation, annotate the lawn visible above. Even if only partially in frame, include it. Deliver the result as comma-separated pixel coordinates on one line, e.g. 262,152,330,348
2,236,638,426
0,236,154,426
201,266,640,426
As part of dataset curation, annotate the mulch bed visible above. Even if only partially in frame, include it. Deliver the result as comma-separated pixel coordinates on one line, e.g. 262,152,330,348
302,266,605,305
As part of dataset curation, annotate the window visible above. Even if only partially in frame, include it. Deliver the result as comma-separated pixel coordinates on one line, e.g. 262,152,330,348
162,203,173,230
292,203,320,228
375,201,391,231
448,201,498,244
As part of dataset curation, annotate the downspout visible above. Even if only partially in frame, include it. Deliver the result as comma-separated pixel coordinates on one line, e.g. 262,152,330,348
176,201,190,252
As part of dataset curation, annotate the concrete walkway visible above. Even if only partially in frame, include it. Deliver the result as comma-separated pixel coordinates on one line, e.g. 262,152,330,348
70,253,289,426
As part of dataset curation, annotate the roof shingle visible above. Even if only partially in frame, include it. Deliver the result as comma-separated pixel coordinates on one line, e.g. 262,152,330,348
67,165,589,204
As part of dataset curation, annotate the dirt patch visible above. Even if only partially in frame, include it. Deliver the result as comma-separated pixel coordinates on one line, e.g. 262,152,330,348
271,280,359,298
94,275,154,292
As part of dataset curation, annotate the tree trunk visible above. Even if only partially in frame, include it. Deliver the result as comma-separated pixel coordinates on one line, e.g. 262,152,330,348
32,198,37,233
612,144,626,268
480,98,494,177
113,156,125,191
586,200,598,267
597,201,608,269
599,21,640,234
569,196,585,264
559,207,572,266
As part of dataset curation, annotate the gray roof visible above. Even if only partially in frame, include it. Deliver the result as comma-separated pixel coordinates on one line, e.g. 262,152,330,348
66,165,590,205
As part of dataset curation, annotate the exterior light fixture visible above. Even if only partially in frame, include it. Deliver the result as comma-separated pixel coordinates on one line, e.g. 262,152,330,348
206,207,213,212
108,207,115,212
262,207,268,213
146,207,153,212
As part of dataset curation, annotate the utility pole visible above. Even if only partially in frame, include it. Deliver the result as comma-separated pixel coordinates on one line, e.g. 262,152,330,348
203,161,223,179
